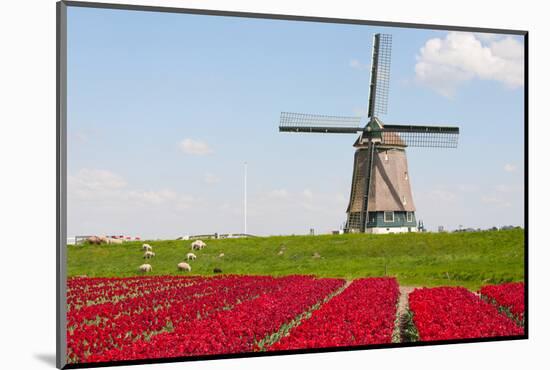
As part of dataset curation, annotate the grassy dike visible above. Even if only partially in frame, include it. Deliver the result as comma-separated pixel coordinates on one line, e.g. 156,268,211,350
67,229,524,290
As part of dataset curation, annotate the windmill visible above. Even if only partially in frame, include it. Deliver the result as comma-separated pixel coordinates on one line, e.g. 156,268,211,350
278,34,459,234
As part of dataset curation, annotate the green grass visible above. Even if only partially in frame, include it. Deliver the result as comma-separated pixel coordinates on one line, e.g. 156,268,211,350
67,229,524,290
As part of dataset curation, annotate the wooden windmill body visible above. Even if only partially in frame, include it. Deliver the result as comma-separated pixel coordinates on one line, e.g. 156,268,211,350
346,129,417,233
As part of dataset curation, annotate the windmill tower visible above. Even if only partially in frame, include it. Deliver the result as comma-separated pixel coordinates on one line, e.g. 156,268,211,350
279,34,459,234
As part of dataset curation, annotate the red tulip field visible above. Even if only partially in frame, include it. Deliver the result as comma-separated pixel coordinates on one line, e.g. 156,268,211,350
66,275,524,364
480,282,525,324
408,286,523,341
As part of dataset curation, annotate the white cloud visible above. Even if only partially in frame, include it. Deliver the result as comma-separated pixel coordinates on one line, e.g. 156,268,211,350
415,32,524,97
474,33,501,43
495,184,522,194
179,138,213,155
504,163,517,172
478,184,520,209
68,168,127,199
204,173,221,184
490,37,524,61
457,184,479,193
349,58,369,71
247,189,348,235
267,189,289,199
430,189,457,202
68,168,196,209
481,195,512,208
67,169,207,238
125,189,194,209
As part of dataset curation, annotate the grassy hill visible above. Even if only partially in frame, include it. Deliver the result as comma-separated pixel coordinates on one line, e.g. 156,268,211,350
67,229,524,290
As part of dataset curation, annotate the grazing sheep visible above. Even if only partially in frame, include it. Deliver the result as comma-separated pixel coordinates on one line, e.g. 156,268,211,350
186,252,196,261
108,238,123,245
142,243,152,251
177,262,192,272
312,252,321,259
87,236,101,245
213,267,222,274
139,264,152,272
98,236,109,244
218,253,225,258
143,251,155,259
191,240,206,250
277,250,284,256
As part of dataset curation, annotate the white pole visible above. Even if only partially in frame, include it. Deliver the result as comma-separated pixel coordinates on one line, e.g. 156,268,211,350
244,161,247,235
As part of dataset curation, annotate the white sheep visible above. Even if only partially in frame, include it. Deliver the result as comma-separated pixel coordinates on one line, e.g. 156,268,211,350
191,240,206,250
87,236,101,245
178,262,192,272
143,251,155,259
218,253,225,258
186,252,197,261
139,263,152,272
108,238,123,245
142,243,152,251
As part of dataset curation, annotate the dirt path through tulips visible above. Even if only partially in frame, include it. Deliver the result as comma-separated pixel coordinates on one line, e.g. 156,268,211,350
394,286,418,342
397,286,416,316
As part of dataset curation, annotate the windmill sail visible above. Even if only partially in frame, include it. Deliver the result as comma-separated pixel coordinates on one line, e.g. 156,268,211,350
279,112,362,134
382,124,460,148
367,34,392,118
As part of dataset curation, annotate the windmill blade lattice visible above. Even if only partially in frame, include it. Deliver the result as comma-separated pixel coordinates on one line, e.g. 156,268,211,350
373,34,392,117
279,112,362,134
382,124,460,148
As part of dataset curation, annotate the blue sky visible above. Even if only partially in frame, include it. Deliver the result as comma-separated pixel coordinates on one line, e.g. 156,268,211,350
66,7,525,238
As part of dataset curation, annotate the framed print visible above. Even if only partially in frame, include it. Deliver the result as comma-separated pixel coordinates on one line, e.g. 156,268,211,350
56,1,527,368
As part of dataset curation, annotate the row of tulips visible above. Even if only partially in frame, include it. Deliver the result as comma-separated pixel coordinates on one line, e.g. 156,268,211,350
67,276,200,310
269,277,399,350
479,282,525,324
84,276,345,363
67,276,234,327
67,275,294,363
408,286,523,341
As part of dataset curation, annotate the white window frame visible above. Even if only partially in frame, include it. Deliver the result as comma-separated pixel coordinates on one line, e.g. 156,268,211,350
384,211,394,223
407,212,413,222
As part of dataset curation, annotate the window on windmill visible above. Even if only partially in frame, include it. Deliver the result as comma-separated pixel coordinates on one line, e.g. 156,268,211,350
405,171,408,180
384,151,389,161
402,196,407,205
384,211,394,223
407,212,413,222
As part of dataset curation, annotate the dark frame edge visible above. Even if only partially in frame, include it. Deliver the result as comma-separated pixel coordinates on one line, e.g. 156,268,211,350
62,334,527,369
57,1,68,369
63,0,527,35
523,32,529,338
